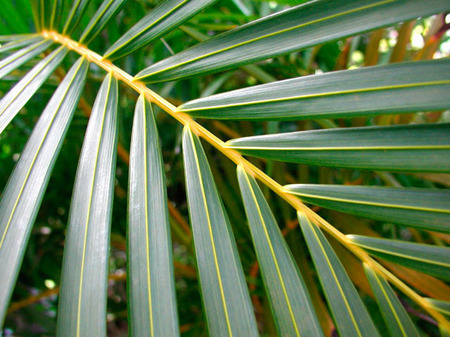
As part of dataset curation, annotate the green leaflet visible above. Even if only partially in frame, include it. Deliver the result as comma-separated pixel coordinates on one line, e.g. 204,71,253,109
0,57,88,328
178,59,450,120
425,298,450,317
49,0,63,30
182,126,259,337
135,0,450,82
297,212,380,337
349,236,450,281
0,38,53,80
0,46,68,134
62,0,91,35
237,166,324,337
283,184,450,233
57,74,118,337
128,95,179,337
79,0,128,45
104,0,217,60
364,263,420,337
226,123,450,173
0,35,42,54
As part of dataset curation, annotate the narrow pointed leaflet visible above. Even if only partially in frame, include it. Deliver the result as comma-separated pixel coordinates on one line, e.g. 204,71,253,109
0,57,88,327
182,126,259,337
0,46,67,134
283,184,450,233
237,166,324,337
0,35,42,54
226,124,450,173
297,212,380,337
62,0,91,35
79,0,128,45
349,236,450,281
363,263,420,337
178,59,450,120
425,298,450,317
57,74,118,337
128,95,179,337
104,0,217,60
135,0,450,82
0,38,53,80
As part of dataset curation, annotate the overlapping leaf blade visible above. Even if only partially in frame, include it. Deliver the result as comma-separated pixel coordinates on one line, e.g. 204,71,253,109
182,126,258,336
0,38,53,80
135,0,450,82
57,74,118,337
0,57,88,327
297,212,380,337
104,0,217,60
425,298,450,317
128,95,179,337
79,0,128,45
0,35,42,54
0,46,67,134
226,124,450,173
62,0,91,35
363,263,420,337
283,184,450,232
178,59,450,120
237,166,324,337
349,235,450,281
49,0,63,30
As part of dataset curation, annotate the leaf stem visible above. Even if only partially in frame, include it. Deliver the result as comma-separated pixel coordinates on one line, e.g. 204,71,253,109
40,29,450,330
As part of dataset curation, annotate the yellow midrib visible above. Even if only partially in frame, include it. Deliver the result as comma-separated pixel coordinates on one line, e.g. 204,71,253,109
39,29,450,332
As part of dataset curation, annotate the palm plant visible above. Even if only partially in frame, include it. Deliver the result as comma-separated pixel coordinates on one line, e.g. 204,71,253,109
0,0,449,336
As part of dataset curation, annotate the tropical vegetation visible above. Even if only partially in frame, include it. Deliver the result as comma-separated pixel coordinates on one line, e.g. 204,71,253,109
0,0,449,336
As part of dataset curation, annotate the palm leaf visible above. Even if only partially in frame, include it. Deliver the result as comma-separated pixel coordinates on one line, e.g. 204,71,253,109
57,74,118,337
226,124,450,172
128,95,179,337
135,0,450,82
0,57,88,327
49,0,63,30
0,35,42,54
0,46,67,134
62,0,91,35
425,298,450,317
182,126,258,336
349,235,450,281
283,184,450,232
79,0,128,45
237,166,324,336
178,59,450,120
0,38,53,80
103,0,217,60
297,211,380,337
364,263,420,337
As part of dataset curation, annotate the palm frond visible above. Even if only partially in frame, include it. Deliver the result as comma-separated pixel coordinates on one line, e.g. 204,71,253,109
179,59,450,120
298,211,381,337
0,38,52,80
128,95,179,337
283,184,450,232
364,263,421,337
135,0,450,82
183,127,259,336
57,73,118,337
0,57,88,327
349,235,450,281
104,0,217,60
237,166,324,336
0,46,67,134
